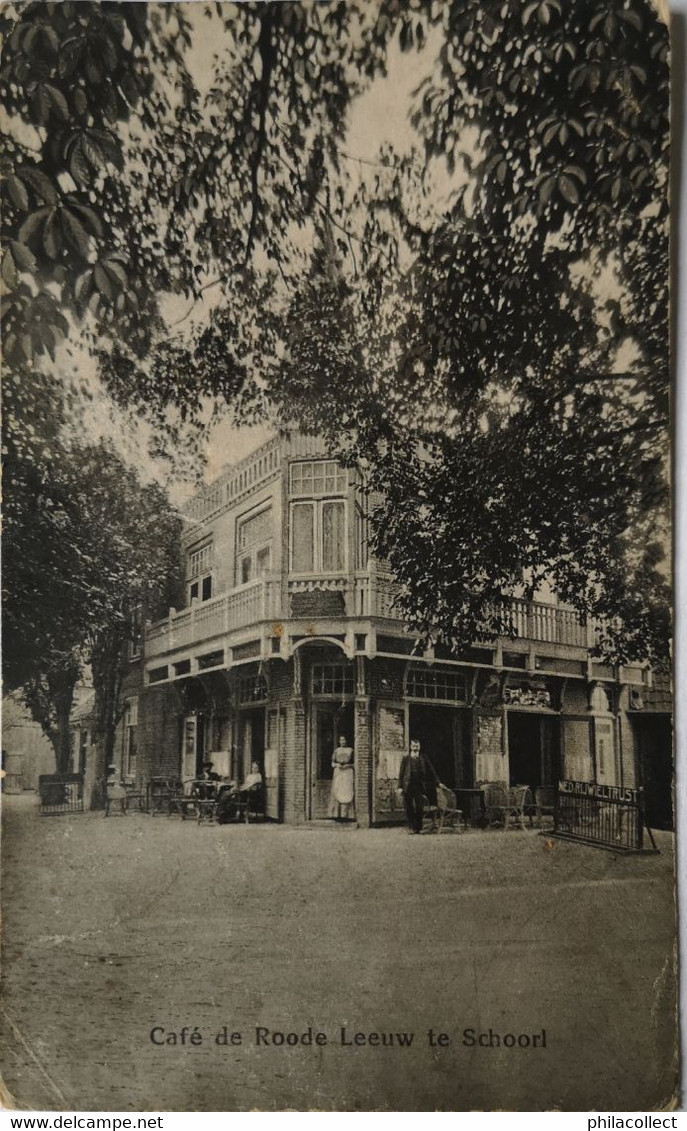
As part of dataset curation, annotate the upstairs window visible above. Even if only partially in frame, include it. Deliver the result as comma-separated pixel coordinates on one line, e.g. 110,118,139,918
290,500,346,573
289,461,347,575
187,540,213,604
236,506,273,585
290,460,347,497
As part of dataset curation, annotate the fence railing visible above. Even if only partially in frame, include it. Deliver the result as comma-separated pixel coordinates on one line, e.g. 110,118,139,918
554,780,656,852
38,773,85,816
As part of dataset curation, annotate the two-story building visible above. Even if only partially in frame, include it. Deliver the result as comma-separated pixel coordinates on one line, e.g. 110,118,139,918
126,432,659,826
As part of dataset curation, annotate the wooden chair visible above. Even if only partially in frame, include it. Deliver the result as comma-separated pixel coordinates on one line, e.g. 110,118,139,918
420,793,439,833
148,778,183,816
435,784,464,833
482,782,510,827
236,782,266,824
508,784,530,830
534,786,556,828
123,777,145,812
196,798,218,825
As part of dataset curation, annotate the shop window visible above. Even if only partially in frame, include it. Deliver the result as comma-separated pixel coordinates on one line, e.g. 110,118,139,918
236,506,273,585
405,666,468,703
312,663,354,697
290,500,346,573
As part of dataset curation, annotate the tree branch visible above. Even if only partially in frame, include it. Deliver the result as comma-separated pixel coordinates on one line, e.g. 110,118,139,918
244,4,278,267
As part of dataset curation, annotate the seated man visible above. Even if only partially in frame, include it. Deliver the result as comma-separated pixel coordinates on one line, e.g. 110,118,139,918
195,760,221,800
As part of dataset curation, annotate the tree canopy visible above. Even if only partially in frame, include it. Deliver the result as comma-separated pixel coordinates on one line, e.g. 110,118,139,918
3,362,182,771
1,0,671,666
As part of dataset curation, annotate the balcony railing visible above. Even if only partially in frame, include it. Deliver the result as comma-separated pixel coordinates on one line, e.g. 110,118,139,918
145,571,594,662
146,577,282,660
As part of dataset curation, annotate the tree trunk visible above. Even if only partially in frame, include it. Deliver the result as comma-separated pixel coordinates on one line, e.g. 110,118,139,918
54,706,73,775
90,628,127,809
49,666,79,774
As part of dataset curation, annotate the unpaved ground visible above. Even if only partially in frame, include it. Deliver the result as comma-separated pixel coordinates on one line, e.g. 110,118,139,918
0,795,678,1112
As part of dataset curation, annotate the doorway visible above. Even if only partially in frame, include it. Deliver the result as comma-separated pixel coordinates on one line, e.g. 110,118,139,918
181,714,207,783
408,705,472,798
239,708,265,783
507,713,559,791
310,701,354,819
635,716,673,830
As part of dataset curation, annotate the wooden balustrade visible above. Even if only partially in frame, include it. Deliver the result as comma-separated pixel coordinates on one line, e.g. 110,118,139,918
145,571,594,660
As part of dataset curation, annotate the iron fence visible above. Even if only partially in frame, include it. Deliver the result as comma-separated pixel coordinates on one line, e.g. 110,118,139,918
38,773,84,816
554,780,657,852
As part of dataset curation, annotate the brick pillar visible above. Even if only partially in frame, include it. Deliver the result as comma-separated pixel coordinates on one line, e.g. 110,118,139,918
284,698,307,825
354,696,373,827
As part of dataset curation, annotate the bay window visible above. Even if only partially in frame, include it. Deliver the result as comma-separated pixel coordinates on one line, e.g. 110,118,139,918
290,499,346,573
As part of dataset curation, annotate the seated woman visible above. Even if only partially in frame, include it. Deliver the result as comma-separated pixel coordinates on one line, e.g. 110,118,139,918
240,761,263,792
216,762,263,824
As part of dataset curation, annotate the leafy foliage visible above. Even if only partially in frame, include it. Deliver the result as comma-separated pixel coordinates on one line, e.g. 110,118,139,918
1,0,670,666
2,364,183,770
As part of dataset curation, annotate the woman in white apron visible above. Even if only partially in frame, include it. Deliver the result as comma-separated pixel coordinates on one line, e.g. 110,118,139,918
328,735,355,821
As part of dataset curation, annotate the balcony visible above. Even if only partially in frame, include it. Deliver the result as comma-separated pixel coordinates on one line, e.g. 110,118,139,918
145,569,597,669
145,577,282,661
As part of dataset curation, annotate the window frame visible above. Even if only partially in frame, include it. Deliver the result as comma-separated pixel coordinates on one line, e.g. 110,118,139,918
187,539,213,605
235,504,273,586
122,696,139,778
405,666,469,705
289,498,347,575
290,460,348,498
311,662,355,698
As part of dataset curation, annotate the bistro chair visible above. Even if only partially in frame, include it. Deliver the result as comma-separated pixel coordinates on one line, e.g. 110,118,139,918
419,794,438,833
243,781,266,824
148,777,183,816
164,778,197,819
507,784,531,830
123,776,146,812
481,782,510,828
196,797,219,825
534,786,556,828
435,784,464,833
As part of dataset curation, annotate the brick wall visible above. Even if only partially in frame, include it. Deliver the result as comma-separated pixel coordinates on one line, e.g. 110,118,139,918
283,698,307,824
354,697,373,827
139,684,182,782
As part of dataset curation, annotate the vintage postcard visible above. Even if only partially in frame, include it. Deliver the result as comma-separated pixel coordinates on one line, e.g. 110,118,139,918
0,0,676,1114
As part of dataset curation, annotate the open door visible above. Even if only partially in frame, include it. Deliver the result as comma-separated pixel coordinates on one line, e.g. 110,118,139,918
310,702,354,819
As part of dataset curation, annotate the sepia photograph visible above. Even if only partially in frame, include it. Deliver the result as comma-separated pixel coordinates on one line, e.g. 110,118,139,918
0,0,676,1114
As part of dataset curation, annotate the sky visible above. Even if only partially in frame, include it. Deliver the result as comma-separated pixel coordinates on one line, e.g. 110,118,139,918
180,17,452,498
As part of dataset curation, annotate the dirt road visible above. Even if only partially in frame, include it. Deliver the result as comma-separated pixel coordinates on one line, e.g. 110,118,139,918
0,796,677,1111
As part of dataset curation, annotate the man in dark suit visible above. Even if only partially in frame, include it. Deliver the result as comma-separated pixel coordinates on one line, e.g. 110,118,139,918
197,760,221,800
398,739,428,834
